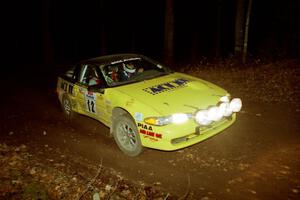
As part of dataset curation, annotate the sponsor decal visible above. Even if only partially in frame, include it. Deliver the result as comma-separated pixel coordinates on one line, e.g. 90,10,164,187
85,92,97,114
61,82,74,94
139,129,162,139
138,123,162,139
137,123,152,130
134,112,143,122
143,78,191,95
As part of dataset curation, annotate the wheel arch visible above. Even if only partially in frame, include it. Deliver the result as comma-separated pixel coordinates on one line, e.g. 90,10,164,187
110,107,135,136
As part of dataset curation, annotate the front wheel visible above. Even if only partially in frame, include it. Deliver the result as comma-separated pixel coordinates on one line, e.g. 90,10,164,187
113,115,143,156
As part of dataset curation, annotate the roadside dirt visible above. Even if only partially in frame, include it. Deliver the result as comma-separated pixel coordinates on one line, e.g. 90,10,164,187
1,63,300,199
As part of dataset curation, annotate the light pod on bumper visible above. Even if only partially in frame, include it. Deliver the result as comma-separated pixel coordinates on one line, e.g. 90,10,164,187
220,95,230,103
229,98,242,112
223,102,233,117
195,97,242,126
195,110,212,125
145,97,242,126
207,106,223,121
218,102,227,116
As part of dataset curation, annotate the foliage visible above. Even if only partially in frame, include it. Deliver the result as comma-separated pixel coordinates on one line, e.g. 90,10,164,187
181,59,300,107
0,143,175,200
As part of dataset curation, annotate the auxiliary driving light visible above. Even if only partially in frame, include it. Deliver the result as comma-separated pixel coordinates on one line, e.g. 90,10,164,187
220,95,230,103
218,102,227,116
194,97,242,125
195,110,212,125
223,102,233,117
230,98,242,112
207,106,220,121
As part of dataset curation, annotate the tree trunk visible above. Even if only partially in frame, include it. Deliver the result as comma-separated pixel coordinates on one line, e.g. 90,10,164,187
234,0,245,60
164,0,174,65
190,31,199,62
100,0,106,55
242,0,253,63
131,31,136,52
100,29,106,55
43,0,53,64
215,0,222,58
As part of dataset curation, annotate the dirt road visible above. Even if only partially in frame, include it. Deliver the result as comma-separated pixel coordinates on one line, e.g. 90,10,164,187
1,68,300,199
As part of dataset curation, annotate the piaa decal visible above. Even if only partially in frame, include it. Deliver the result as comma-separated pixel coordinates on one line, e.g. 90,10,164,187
137,123,152,130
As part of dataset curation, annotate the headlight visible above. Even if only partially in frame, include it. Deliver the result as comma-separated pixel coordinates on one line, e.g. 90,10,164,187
171,113,189,124
144,113,189,126
230,98,242,112
144,116,170,126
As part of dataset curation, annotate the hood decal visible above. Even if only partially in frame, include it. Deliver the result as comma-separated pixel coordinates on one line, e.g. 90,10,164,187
143,78,191,95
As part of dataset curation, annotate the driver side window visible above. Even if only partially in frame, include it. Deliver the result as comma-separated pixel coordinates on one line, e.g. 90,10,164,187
79,64,102,87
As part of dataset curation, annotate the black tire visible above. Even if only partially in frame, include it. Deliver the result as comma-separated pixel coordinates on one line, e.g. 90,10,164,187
61,95,74,120
113,114,143,156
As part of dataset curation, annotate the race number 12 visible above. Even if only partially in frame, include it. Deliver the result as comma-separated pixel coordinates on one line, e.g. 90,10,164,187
87,99,95,113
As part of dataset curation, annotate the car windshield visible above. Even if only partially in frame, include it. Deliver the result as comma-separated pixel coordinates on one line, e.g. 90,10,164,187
99,57,172,87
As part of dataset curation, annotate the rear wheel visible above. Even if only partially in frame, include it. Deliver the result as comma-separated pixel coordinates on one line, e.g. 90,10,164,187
61,95,74,120
113,115,143,156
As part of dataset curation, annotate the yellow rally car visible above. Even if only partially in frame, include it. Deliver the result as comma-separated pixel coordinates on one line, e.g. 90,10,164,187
57,54,242,156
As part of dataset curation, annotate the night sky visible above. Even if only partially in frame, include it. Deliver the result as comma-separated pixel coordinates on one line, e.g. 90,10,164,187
4,0,300,65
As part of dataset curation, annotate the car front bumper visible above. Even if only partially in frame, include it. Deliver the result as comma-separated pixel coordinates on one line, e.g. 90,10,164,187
139,113,236,151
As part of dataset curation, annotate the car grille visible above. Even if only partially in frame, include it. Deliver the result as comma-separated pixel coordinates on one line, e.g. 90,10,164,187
170,116,232,145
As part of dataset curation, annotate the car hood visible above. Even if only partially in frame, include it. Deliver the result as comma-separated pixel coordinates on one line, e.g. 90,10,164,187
114,72,228,115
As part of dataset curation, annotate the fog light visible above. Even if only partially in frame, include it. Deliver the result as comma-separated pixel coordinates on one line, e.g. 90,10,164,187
220,96,230,103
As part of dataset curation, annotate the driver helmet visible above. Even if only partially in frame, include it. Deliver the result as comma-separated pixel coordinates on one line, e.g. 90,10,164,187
123,63,136,74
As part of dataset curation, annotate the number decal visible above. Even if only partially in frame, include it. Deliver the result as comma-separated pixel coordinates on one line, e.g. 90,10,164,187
85,92,97,114
61,82,74,95
87,99,95,113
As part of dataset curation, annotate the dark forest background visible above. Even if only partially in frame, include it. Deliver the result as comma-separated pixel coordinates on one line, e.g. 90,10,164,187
3,0,300,66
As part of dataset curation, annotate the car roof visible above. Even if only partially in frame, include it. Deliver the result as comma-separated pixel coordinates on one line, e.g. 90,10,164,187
80,53,145,65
